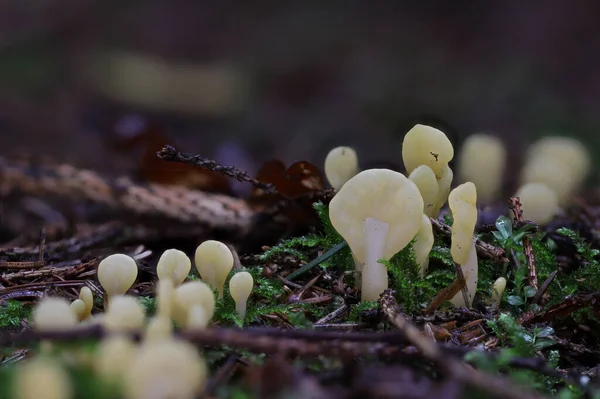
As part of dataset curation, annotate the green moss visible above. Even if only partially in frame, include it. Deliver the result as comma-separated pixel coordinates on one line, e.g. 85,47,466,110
0,300,32,328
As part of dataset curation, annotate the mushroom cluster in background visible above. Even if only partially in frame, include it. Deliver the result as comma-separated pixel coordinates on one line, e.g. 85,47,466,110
17,241,255,399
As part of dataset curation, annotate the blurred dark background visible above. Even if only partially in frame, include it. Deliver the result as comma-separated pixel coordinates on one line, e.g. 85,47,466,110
0,0,599,182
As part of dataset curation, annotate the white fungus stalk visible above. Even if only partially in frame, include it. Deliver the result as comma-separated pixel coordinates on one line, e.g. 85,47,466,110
448,183,479,308
413,214,434,277
408,165,439,217
362,217,391,301
229,271,254,323
329,169,424,302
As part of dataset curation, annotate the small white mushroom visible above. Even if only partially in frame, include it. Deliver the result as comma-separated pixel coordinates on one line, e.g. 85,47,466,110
229,271,254,322
409,165,439,217
514,182,559,225
172,281,216,328
329,169,424,301
194,240,234,299
324,146,359,190
103,295,146,333
156,249,191,286
491,277,507,305
97,254,138,302
33,297,78,332
13,357,72,399
402,124,454,176
413,215,434,277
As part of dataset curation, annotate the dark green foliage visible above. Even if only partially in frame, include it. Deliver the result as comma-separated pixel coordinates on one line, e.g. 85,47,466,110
138,296,156,317
0,300,32,328
557,228,600,290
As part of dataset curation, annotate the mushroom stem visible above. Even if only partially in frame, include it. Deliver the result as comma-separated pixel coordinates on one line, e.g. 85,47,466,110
235,300,248,322
362,217,390,302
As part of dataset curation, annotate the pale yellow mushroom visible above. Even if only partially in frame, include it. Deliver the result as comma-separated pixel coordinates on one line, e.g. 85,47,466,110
70,299,87,322
324,146,359,190
103,295,146,333
409,165,439,217
229,271,254,322
402,124,454,176
145,316,173,342
521,136,591,206
329,169,424,301
194,240,234,299
95,335,137,385
491,277,507,305
13,357,72,399
33,297,78,332
514,182,559,225
432,164,454,217
413,215,434,277
172,281,216,328
457,134,506,204
97,254,138,302
79,286,94,319
156,249,191,287
156,278,175,320
448,182,478,308
124,339,208,399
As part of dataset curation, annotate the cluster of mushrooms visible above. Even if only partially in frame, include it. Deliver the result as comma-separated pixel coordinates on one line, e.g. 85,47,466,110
16,241,253,399
12,125,590,399
324,126,591,306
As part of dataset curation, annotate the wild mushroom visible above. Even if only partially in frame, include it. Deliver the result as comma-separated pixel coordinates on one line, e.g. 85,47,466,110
172,281,216,328
408,165,439,217
95,335,137,385
156,249,191,287
33,297,78,332
229,271,254,322
194,240,234,299
97,254,138,304
329,169,424,301
402,124,454,176
514,182,559,225
324,146,359,190
457,134,506,204
448,182,478,307
124,339,208,399
491,277,507,305
413,214,434,277
13,357,72,399
103,295,146,334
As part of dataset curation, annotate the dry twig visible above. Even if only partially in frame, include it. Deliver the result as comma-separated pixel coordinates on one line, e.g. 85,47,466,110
508,197,538,290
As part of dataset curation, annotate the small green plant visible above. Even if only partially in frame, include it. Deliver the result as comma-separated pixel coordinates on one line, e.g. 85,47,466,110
0,300,32,328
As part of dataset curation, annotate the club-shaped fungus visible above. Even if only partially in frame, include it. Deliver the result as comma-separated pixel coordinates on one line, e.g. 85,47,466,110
103,295,146,333
97,254,138,302
70,299,87,322
13,357,72,399
457,134,506,204
79,286,94,319
194,240,234,299
124,339,208,399
448,182,478,308
521,136,591,206
33,296,78,332
156,249,191,286
324,146,359,190
172,281,216,328
402,124,454,176
145,315,173,342
229,271,254,322
329,169,424,301
409,165,439,217
432,164,454,217
413,214,434,277
514,182,559,225
95,335,137,386
491,277,507,305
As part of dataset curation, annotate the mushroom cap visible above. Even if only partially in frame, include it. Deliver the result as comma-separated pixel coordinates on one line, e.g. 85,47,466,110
79,286,94,315
124,339,208,399
97,254,138,297
194,240,234,286
104,295,146,333
33,297,78,332
324,146,359,190
329,169,424,263
408,165,439,215
156,249,191,286
457,134,506,203
229,271,254,303
526,136,590,178
172,281,216,327
402,124,454,175
14,357,72,399
514,182,559,225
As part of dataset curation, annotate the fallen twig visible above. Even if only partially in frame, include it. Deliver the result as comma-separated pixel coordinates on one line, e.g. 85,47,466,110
509,197,538,290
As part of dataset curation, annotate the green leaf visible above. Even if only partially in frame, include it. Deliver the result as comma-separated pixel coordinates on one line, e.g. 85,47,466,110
495,215,513,239
507,295,525,306
524,286,537,298
534,339,556,350
535,326,554,338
